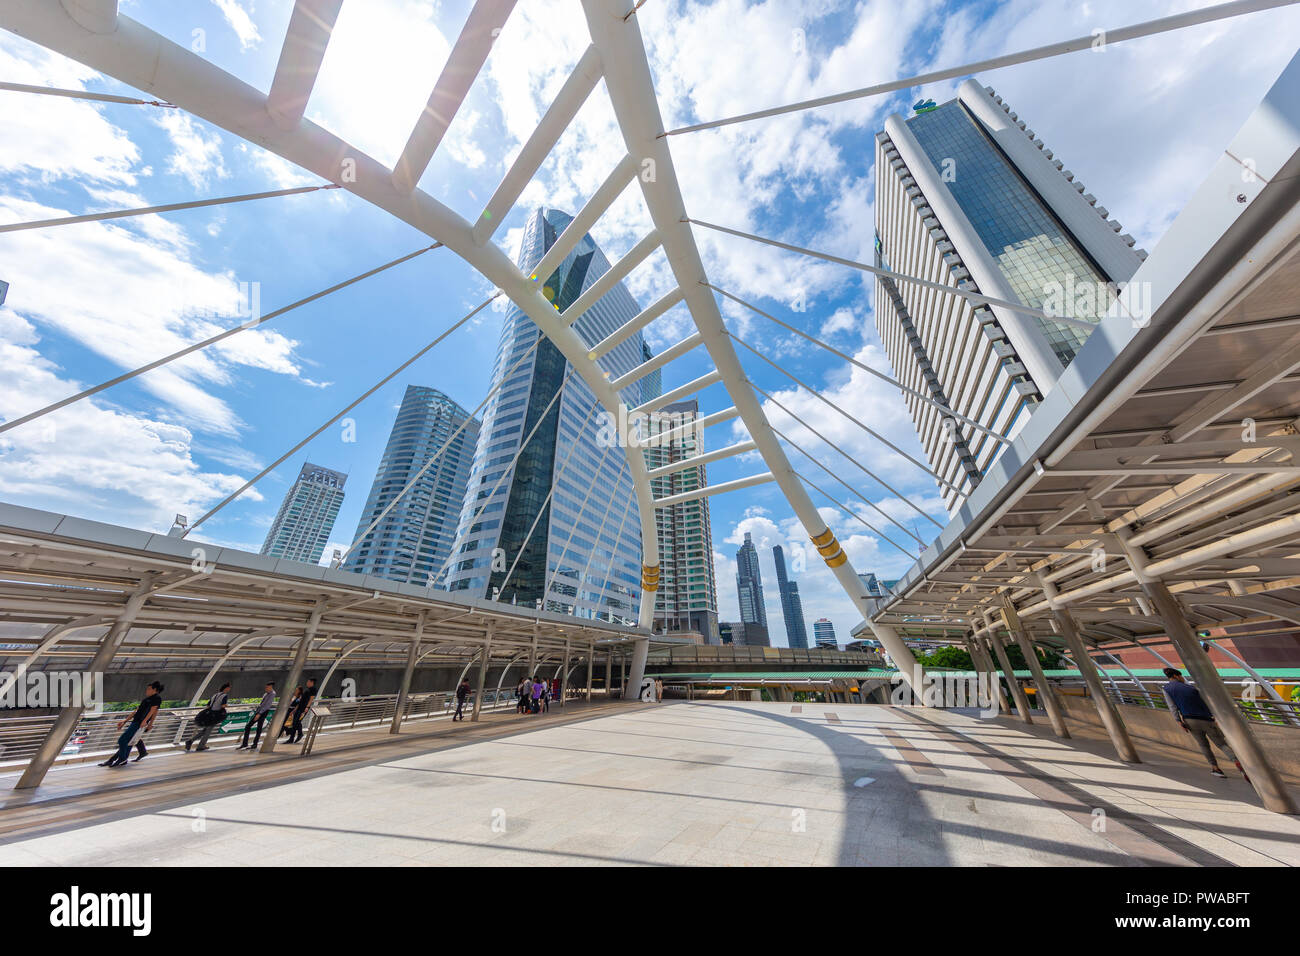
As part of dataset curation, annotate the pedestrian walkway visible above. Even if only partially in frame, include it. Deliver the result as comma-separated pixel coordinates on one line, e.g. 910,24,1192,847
1,702,1296,866
0,699,614,842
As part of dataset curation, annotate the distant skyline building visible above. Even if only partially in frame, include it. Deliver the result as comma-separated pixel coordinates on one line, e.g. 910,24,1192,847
260,462,346,565
720,621,765,647
443,208,653,625
813,618,838,649
645,400,719,643
344,386,478,585
734,531,770,647
772,545,809,649
874,79,1146,512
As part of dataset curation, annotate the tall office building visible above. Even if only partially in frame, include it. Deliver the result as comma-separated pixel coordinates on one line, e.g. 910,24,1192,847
260,462,346,565
443,208,652,625
772,545,809,649
734,531,770,647
874,80,1146,511
644,400,719,643
344,386,479,585
813,618,838,650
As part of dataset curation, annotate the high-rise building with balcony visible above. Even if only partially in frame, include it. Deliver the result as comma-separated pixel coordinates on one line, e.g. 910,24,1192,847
442,208,653,625
343,386,478,585
874,79,1146,512
644,400,719,643
734,531,770,646
772,544,809,649
261,462,346,565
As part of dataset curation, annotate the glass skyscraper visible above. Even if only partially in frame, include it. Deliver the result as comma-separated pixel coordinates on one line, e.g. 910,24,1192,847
443,208,651,625
812,618,838,650
344,385,479,586
875,79,1146,512
644,400,719,643
260,462,346,565
734,531,769,647
772,544,809,649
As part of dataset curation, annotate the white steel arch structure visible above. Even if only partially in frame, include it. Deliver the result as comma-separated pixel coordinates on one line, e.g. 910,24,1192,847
0,0,931,696
4,0,1296,707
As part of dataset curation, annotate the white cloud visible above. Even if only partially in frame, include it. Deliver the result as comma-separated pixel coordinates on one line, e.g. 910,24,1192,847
212,0,262,51
0,310,261,533
0,40,139,186
0,195,313,435
156,111,229,189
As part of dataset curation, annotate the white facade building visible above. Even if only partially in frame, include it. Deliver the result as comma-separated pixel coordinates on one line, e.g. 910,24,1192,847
874,80,1147,512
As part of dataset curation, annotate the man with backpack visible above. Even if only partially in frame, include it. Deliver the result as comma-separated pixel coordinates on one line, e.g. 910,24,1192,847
185,682,231,752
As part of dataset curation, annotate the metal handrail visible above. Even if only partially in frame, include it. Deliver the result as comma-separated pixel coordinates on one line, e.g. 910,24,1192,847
1101,686,1300,727
0,686,548,768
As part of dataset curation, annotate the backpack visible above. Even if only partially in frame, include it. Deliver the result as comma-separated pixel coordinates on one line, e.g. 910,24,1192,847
194,694,227,727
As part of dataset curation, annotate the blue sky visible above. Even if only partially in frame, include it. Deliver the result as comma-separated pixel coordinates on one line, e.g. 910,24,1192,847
1,0,1298,646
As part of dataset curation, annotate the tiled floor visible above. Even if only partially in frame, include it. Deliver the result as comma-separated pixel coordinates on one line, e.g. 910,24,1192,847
2,701,1298,866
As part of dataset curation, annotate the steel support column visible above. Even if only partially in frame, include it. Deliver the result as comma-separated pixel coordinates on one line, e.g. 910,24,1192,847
625,635,649,703
391,611,426,734
471,623,494,722
561,638,570,708
1116,529,1295,812
15,574,157,790
1037,574,1140,763
984,612,1033,723
1002,598,1070,738
261,600,324,754
585,646,593,702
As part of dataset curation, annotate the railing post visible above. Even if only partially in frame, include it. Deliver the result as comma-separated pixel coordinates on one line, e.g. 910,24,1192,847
391,611,425,735
15,573,157,790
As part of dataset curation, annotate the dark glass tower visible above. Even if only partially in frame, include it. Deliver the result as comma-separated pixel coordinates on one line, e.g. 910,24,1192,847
772,544,809,649
735,531,769,646
443,209,651,625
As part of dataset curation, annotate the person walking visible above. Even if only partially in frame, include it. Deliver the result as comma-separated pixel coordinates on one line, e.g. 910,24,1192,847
1160,667,1248,779
530,675,544,714
100,681,163,767
185,682,230,752
287,678,317,744
453,676,471,721
237,682,276,751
